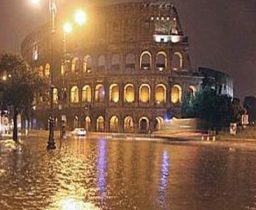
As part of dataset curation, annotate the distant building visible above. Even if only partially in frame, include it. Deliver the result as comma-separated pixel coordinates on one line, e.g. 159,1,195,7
199,67,234,98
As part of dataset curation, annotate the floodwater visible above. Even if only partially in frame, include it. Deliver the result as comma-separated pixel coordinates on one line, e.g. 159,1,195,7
1,136,256,210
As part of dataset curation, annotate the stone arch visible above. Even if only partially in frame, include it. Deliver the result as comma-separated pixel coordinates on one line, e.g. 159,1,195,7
83,55,92,73
155,84,166,104
109,116,119,132
109,84,119,103
124,116,134,133
140,51,151,70
188,85,196,96
96,116,105,132
70,86,79,103
85,116,91,131
98,55,106,67
139,117,149,133
82,85,92,102
53,88,58,104
171,84,182,104
95,84,105,102
172,52,183,70
139,84,151,103
45,63,50,77
111,54,121,68
156,51,167,71
73,116,79,128
124,84,135,103
125,53,136,69
71,57,79,72
155,116,164,131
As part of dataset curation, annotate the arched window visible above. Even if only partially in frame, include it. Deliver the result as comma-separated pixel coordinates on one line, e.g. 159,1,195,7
172,52,183,70
85,116,91,131
73,116,79,128
109,84,119,103
155,117,164,130
53,88,58,104
98,55,105,69
171,85,182,104
155,84,166,104
39,66,44,77
139,84,150,103
70,86,79,103
71,57,79,72
139,117,149,133
45,63,50,77
140,51,151,70
188,85,196,97
111,54,120,70
83,55,92,73
95,84,105,102
124,84,135,103
156,52,167,71
125,53,135,69
124,116,134,133
96,116,105,132
82,85,91,102
110,116,119,132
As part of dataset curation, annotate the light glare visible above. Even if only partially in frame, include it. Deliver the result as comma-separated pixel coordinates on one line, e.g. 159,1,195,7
74,9,86,25
63,22,73,34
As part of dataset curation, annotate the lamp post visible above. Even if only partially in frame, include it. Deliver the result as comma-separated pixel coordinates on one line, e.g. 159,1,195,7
47,0,57,150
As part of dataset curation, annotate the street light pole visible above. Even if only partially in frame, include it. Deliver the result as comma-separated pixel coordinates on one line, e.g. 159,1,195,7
47,0,57,150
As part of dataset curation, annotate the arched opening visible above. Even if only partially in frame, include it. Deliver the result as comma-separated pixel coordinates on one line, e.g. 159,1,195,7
139,117,149,133
111,54,120,70
109,116,119,132
39,66,44,77
109,84,119,103
70,86,79,103
172,52,183,70
83,55,92,73
188,85,196,97
156,52,167,71
171,85,182,104
124,116,134,133
85,116,91,131
95,84,105,102
124,84,135,103
53,88,58,104
73,116,79,128
71,57,79,72
139,84,150,103
155,84,166,104
82,85,92,102
45,63,50,77
140,51,151,70
96,116,105,132
125,53,135,69
98,55,105,69
155,117,164,131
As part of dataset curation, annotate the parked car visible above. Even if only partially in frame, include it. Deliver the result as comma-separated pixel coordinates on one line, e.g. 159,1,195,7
71,128,87,136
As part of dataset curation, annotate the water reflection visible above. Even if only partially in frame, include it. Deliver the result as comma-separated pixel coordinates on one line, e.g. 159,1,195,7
97,138,107,197
1,137,256,210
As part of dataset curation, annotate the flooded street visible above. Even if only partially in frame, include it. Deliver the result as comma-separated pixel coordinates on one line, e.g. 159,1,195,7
1,136,256,210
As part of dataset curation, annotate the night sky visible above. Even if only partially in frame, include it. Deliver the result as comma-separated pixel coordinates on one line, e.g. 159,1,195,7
0,0,256,100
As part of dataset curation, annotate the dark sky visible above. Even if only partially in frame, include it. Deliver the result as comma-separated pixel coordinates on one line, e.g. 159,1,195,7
0,0,256,100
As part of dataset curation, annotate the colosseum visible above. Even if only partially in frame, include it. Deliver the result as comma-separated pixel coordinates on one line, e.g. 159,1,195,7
21,1,203,133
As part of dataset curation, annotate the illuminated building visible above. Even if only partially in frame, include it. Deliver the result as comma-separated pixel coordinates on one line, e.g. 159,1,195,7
21,1,203,133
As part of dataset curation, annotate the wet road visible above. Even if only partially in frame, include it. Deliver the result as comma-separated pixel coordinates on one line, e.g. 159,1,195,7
1,136,256,210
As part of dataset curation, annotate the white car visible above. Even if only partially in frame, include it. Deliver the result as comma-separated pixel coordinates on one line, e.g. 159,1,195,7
71,128,87,136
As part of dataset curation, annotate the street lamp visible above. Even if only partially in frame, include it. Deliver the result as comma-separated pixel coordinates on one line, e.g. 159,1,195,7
74,9,87,26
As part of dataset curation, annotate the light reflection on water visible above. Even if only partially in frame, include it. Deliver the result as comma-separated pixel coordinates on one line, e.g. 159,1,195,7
1,137,256,210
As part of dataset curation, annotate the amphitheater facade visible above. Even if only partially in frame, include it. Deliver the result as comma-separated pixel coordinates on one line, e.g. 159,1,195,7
21,1,203,133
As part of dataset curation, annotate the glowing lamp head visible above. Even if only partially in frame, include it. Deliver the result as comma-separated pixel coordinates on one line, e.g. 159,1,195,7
74,9,86,25
63,22,72,34
31,0,40,6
